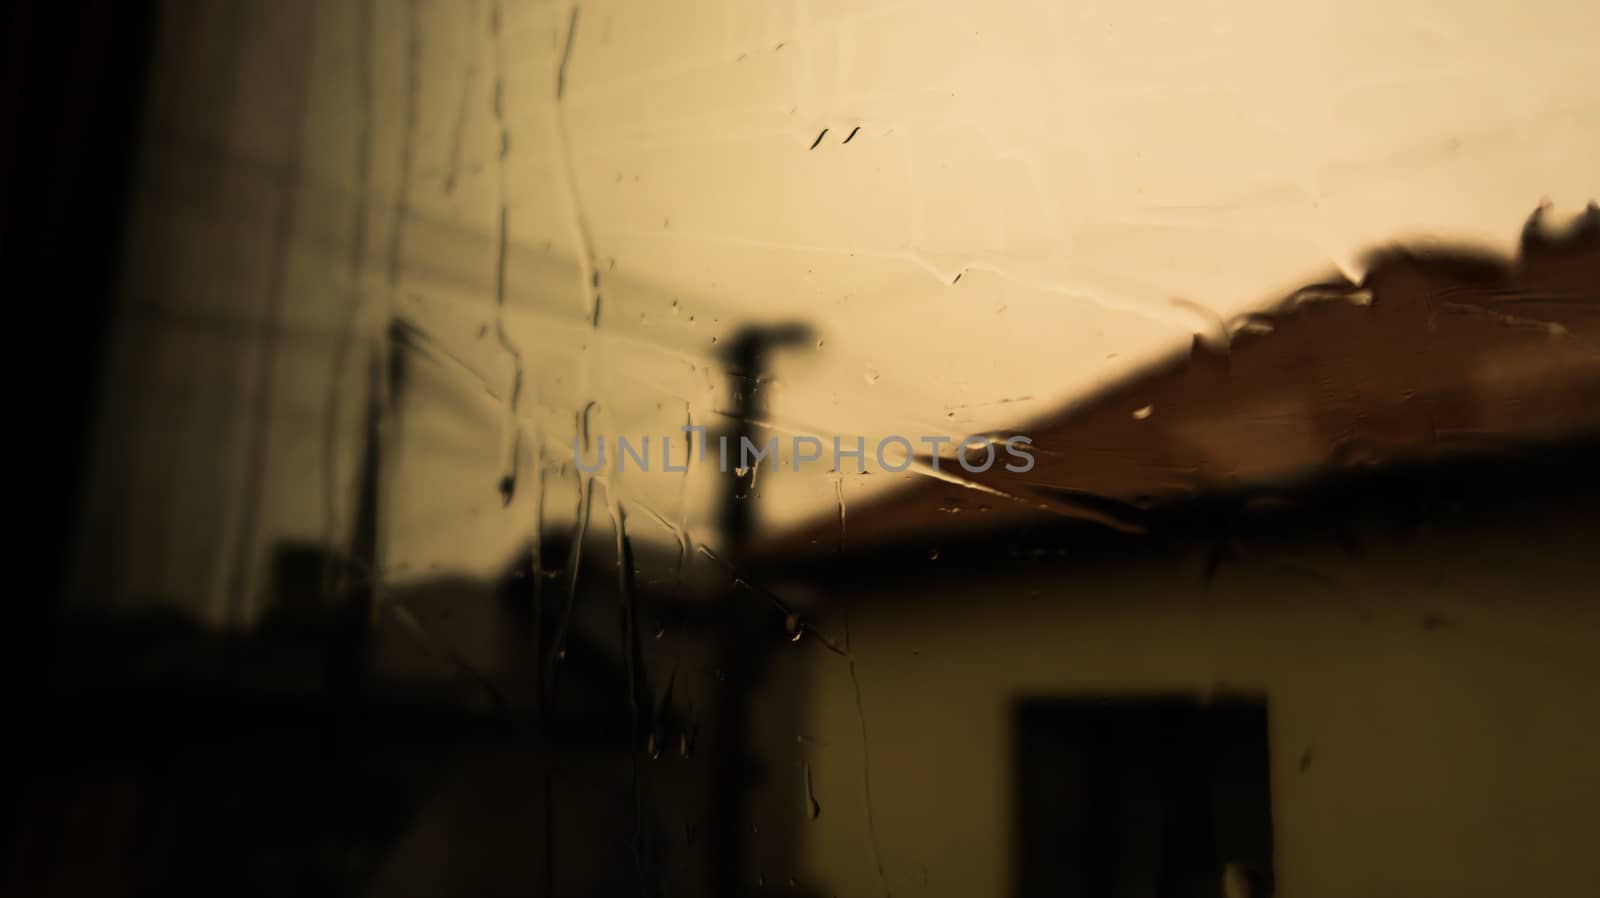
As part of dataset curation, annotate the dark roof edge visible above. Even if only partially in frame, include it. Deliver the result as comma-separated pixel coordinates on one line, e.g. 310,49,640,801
748,429,1600,586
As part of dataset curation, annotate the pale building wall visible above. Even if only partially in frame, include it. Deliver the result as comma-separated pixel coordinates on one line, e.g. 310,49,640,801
775,507,1600,897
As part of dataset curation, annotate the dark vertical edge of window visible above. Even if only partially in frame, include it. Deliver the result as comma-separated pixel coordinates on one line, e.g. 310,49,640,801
9,0,162,735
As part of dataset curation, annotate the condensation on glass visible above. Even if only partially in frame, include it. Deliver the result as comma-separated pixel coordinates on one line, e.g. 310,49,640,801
41,1,1600,897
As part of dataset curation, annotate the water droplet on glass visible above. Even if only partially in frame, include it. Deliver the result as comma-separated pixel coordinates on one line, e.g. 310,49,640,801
804,761,821,819
929,549,940,560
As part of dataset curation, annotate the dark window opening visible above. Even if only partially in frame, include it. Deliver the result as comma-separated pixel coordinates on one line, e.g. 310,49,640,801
1013,694,1274,898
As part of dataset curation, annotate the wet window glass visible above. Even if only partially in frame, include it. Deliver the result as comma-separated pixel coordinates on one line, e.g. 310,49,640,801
16,1,1600,897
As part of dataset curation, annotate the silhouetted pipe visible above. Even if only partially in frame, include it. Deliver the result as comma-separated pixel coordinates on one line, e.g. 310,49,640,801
712,322,814,551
